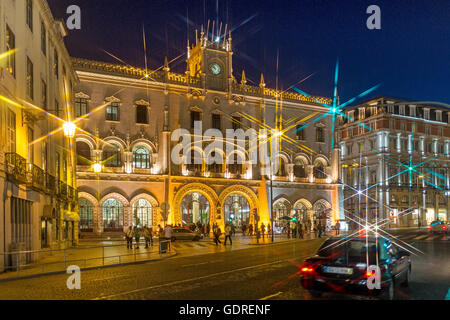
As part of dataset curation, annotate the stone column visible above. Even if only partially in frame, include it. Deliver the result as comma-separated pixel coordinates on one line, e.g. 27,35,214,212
307,165,314,183
124,151,132,174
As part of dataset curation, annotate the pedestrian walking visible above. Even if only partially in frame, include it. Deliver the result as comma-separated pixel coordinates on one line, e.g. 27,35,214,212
241,224,246,236
143,226,153,248
267,224,271,237
125,226,134,249
335,221,341,236
298,222,304,239
224,224,233,245
214,226,222,246
248,224,253,236
206,223,211,237
261,223,265,239
287,223,291,239
134,226,141,249
292,223,297,238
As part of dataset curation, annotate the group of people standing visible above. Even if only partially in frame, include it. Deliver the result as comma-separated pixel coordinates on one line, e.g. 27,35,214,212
125,226,154,249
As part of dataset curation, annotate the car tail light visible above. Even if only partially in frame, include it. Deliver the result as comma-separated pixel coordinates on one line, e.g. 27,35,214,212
427,226,432,229
365,271,375,277
301,267,314,272
443,226,447,229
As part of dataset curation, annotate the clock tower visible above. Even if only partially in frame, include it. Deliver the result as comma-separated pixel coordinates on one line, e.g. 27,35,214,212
186,24,233,92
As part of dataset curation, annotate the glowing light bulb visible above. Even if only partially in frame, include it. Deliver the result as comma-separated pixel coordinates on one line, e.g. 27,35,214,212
62,121,76,138
93,162,102,173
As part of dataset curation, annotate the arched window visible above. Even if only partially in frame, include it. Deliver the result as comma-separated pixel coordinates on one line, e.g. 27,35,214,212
102,198,124,231
228,153,244,175
79,198,93,231
76,141,91,165
103,144,122,167
133,146,150,169
207,151,222,173
294,201,308,222
276,157,286,176
313,159,326,179
186,149,202,173
132,198,152,227
293,158,306,178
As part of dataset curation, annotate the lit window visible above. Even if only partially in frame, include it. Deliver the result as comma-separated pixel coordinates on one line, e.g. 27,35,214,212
106,102,119,121
133,146,150,169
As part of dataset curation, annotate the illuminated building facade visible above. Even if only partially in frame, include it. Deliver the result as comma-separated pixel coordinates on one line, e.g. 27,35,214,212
73,29,343,237
0,0,78,271
338,97,450,228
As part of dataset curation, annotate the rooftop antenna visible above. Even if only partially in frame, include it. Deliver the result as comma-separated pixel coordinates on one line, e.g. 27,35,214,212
195,29,198,46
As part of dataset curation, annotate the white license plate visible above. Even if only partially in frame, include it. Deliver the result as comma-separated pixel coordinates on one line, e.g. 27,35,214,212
323,266,353,275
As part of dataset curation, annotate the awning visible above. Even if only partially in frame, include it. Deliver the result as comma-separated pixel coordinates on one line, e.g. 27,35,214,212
43,205,55,219
64,211,80,221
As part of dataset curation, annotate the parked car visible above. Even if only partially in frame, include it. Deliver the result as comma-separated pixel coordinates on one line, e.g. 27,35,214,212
170,228,203,241
300,236,411,300
428,220,449,234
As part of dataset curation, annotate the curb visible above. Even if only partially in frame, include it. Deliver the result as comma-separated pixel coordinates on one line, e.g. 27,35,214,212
248,237,322,246
0,251,178,283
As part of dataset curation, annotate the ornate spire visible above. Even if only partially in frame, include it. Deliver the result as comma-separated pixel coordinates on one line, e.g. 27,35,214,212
163,56,170,72
259,73,266,88
241,70,247,85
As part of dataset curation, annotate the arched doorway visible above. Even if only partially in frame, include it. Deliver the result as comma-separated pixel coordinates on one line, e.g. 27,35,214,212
313,200,332,231
293,202,308,222
180,192,210,226
102,198,124,231
78,198,94,232
132,198,152,227
273,199,292,230
223,193,250,228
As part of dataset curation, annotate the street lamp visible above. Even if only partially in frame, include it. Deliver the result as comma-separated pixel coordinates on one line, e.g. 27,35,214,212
62,121,77,138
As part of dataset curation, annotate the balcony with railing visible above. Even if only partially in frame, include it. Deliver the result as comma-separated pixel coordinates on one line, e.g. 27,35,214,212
45,173,57,194
58,181,68,200
29,164,45,191
5,153,28,184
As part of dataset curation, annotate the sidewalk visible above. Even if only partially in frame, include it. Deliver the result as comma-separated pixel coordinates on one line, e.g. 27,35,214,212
0,241,175,281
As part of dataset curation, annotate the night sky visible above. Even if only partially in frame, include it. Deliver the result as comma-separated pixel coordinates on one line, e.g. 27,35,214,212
47,0,450,104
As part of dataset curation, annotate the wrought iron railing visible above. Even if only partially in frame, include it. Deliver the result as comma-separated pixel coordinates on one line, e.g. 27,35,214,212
30,164,45,190
5,153,27,183
59,181,68,200
45,173,57,194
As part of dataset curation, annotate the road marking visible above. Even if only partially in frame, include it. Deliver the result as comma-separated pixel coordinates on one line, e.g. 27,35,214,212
259,291,282,300
413,234,429,240
445,288,450,300
181,262,209,267
93,259,288,300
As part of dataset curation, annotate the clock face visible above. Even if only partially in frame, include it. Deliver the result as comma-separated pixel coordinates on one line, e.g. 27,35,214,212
209,63,221,75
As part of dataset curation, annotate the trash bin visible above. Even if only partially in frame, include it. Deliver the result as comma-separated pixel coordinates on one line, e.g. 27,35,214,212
159,239,168,253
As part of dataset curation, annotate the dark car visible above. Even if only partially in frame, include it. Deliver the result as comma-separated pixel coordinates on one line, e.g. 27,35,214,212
300,236,411,300
170,228,203,241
